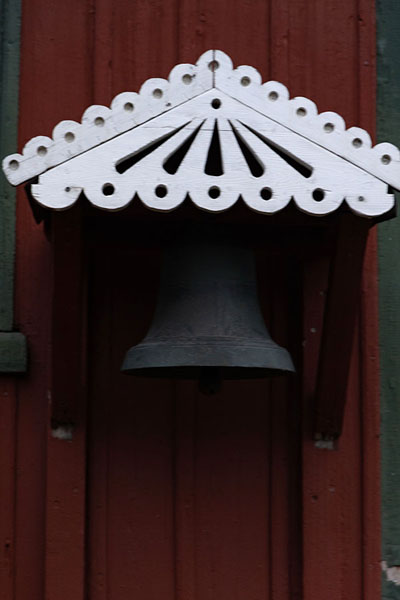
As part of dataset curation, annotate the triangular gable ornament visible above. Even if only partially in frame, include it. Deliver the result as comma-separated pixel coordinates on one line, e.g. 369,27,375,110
2,50,399,218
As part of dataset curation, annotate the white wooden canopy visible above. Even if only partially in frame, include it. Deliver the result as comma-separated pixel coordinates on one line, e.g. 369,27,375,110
2,50,399,217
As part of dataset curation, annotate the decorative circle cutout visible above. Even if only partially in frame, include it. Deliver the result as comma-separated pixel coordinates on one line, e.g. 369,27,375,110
260,187,273,200
208,186,220,199
208,60,219,71
102,183,115,196
155,184,168,198
312,188,325,201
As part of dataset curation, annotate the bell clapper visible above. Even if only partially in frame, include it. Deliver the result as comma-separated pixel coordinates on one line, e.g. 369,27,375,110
198,367,222,395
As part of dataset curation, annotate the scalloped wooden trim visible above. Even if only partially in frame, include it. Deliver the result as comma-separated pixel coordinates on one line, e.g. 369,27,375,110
2,50,398,218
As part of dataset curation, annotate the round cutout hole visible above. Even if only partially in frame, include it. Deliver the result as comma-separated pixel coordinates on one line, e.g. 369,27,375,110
241,76,251,87
260,187,273,201
37,145,47,156
324,123,334,133
211,98,221,109
312,188,325,202
208,186,221,199
182,74,192,85
296,107,307,117
102,183,115,196
124,102,134,112
382,154,391,165
153,88,163,99
9,160,19,171
64,132,75,143
268,91,278,101
95,117,105,127
155,184,168,198
208,60,219,72
352,138,362,148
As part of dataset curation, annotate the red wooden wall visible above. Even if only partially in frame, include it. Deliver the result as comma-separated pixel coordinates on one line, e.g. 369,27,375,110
0,1,380,599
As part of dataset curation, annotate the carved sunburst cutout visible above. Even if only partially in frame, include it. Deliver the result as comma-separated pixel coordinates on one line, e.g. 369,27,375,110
30,90,392,216
3,50,398,217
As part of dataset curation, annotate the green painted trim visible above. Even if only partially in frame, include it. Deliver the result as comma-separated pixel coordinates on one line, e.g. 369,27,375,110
377,0,400,597
0,0,21,331
0,0,27,372
0,332,26,372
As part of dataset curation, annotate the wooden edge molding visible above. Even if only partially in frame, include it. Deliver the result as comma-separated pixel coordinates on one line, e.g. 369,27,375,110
0,332,27,373
377,0,400,594
0,0,27,372
2,50,398,218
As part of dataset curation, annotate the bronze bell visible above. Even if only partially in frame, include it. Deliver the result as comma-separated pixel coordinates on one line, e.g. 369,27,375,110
121,227,295,393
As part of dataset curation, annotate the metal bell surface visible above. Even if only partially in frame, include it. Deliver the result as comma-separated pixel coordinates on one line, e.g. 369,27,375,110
121,228,295,390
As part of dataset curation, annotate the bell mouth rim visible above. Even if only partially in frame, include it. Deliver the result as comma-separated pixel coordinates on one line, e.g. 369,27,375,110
123,336,289,348
121,341,295,375
121,365,295,379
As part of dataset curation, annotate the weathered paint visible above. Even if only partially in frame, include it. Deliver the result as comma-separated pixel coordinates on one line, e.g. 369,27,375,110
377,1,400,598
3,0,383,598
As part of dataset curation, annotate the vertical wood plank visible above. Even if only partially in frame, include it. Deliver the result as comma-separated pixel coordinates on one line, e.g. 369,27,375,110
112,0,179,94
268,259,301,600
302,258,364,599
0,378,17,600
357,1,381,597
86,249,111,600
14,129,51,600
360,231,382,600
174,385,197,600
17,0,92,598
193,390,272,600
178,0,269,75
88,246,177,600
45,208,87,600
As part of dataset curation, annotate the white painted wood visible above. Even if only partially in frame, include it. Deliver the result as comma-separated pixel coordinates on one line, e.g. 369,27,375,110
2,50,398,218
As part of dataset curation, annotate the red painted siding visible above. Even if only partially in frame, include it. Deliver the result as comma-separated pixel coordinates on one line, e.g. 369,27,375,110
0,1,380,598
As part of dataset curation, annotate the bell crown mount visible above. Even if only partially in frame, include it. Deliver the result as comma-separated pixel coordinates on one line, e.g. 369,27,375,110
2,50,398,218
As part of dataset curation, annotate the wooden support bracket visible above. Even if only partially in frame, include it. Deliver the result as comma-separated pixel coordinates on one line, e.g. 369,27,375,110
313,213,370,440
50,205,85,427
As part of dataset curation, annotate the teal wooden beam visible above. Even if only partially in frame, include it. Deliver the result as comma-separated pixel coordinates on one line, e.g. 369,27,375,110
377,1,400,597
0,0,26,372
